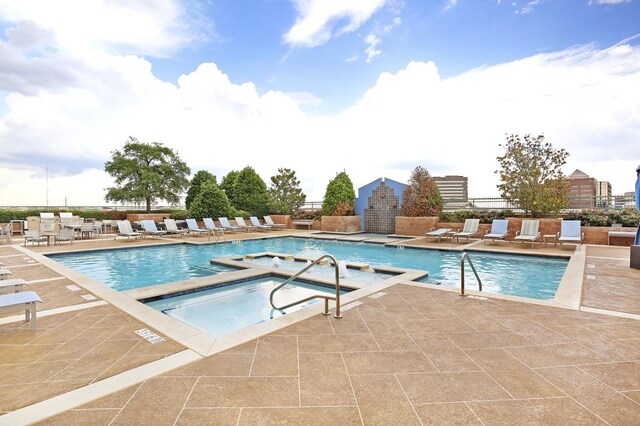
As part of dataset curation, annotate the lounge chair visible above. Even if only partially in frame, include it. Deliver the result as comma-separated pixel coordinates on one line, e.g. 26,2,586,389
425,228,452,243
55,228,74,245
185,219,211,240
141,220,167,237
0,278,28,294
0,267,12,279
164,219,189,237
483,220,510,244
513,220,541,247
557,220,584,247
0,223,11,244
249,216,272,232
115,220,144,240
218,217,242,233
234,217,256,232
24,230,47,246
453,219,481,243
203,218,227,241
0,291,43,331
264,216,285,230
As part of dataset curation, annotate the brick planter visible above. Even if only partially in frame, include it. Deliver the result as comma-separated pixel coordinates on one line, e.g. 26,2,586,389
395,217,439,236
321,216,361,232
126,213,171,222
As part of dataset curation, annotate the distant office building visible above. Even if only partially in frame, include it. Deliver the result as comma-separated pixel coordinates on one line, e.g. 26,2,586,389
595,180,612,208
568,169,597,209
432,175,468,201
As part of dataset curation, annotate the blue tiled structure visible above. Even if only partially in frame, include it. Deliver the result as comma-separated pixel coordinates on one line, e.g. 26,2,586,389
355,177,406,233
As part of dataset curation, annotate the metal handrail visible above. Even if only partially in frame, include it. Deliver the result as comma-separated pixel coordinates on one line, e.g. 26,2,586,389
460,252,482,296
269,254,342,319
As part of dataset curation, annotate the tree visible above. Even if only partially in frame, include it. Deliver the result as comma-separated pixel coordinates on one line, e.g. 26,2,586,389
185,170,217,210
268,168,306,214
232,166,270,216
322,171,356,215
220,170,240,207
187,182,232,220
496,134,569,217
104,137,190,213
401,166,443,217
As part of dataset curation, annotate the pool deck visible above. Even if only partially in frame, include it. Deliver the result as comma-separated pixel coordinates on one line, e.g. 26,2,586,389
0,231,639,425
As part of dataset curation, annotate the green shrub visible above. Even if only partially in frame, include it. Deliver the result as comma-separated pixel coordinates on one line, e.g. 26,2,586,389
187,182,232,220
322,171,355,215
291,209,322,221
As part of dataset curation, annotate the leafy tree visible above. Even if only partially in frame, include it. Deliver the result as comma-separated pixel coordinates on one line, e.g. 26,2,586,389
322,171,356,215
104,137,190,213
496,134,569,217
268,168,306,214
232,166,270,216
185,170,217,209
187,182,232,220
401,166,443,217
220,170,240,206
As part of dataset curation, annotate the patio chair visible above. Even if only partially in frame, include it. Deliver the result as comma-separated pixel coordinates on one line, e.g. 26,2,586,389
141,220,167,237
557,220,584,247
425,228,452,243
80,222,97,239
24,230,47,246
453,219,481,243
218,217,242,233
115,220,143,240
0,278,28,294
483,220,510,244
234,217,256,232
264,216,285,230
0,223,11,244
0,291,43,331
513,220,541,247
164,219,189,237
249,216,272,232
185,219,211,240
55,228,74,245
203,218,227,241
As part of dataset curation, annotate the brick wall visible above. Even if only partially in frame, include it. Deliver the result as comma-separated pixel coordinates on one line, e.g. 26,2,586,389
321,216,361,232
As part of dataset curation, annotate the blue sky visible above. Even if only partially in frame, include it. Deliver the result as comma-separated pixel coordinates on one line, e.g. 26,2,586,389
0,0,639,205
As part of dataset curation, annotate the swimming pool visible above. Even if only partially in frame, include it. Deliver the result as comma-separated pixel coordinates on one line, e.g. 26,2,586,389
145,276,341,337
49,237,568,299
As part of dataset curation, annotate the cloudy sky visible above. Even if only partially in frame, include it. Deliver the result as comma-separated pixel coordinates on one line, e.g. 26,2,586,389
0,0,639,206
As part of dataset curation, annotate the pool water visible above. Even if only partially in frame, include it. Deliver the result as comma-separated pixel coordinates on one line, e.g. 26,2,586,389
49,237,568,300
145,277,340,337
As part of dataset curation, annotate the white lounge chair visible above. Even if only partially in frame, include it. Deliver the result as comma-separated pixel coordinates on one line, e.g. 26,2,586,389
141,220,167,237
55,228,74,245
264,216,285,230
483,220,510,244
250,216,272,232
234,217,256,232
203,218,227,241
218,217,242,233
185,219,211,240
0,267,13,279
0,291,43,331
115,220,144,240
425,228,452,243
557,220,584,247
514,220,541,247
164,219,189,237
453,219,481,243
0,278,28,294
24,230,47,246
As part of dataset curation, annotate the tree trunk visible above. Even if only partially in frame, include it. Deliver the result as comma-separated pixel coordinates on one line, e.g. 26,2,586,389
146,197,151,213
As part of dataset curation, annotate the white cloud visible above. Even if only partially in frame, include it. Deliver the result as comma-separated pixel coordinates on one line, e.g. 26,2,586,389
515,0,542,15
363,17,402,63
283,0,390,47
1,28,639,205
590,0,630,4
445,0,459,11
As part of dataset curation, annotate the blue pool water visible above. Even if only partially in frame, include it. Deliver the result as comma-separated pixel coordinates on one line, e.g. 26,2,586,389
49,237,568,299
146,277,342,337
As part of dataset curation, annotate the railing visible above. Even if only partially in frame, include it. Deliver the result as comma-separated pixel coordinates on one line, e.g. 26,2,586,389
269,254,343,319
460,252,482,296
440,194,637,213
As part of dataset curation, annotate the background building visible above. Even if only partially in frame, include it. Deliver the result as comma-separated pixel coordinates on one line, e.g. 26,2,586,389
596,180,612,208
568,169,597,209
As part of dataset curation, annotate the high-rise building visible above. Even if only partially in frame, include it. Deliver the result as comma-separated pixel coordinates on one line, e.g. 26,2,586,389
432,175,468,210
596,180,612,208
568,169,596,209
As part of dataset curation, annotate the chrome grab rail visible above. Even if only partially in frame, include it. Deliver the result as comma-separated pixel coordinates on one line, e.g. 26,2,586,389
460,252,482,296
269,254,342,319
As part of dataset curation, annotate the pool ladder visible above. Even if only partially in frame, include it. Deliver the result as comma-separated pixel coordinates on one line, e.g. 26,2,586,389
460,253,482,296
269,254,343,319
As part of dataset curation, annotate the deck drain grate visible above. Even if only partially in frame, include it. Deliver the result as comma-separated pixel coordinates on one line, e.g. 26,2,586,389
135,328,166,344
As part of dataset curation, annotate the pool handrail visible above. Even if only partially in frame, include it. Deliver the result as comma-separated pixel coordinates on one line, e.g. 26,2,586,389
460,252,482,296
269,254,342,319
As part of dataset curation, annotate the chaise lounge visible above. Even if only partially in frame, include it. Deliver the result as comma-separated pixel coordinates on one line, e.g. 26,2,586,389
513,220,541,247
453,219,481,243
483,219,510,244
0,290,42,331
425,228,452,243
115,220,144,240
557,220,584,247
